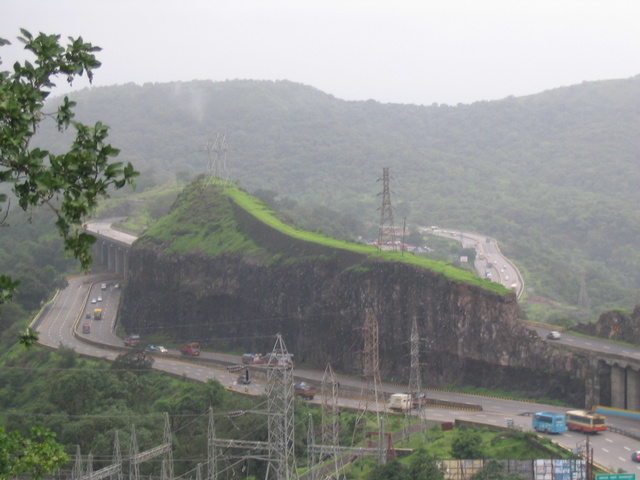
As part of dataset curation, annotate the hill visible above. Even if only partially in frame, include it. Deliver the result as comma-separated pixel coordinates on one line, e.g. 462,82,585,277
37,77,640,322
118,178,585,405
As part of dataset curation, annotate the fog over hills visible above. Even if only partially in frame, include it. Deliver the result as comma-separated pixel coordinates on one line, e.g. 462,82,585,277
41,76,640,321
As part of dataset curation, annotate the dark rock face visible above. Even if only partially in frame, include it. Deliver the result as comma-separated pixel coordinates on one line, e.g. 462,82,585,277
571,306,640,345
119,247,587,405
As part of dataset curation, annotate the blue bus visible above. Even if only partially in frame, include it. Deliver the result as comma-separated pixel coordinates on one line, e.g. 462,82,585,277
532,412,566,434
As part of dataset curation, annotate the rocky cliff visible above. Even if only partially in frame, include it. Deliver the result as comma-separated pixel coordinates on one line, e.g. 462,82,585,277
571,305,640,345
118,178,588,405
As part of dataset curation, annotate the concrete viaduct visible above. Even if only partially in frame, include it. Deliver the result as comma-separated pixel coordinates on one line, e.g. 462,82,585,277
581,347,640,411
84,219,640,411
84,219,136,278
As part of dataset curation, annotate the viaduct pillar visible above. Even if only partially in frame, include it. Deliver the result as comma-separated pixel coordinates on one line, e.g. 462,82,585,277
610,365,626,409
626,368,640,411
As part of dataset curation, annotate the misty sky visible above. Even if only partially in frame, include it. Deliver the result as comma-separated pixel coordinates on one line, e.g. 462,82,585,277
3,0,639,106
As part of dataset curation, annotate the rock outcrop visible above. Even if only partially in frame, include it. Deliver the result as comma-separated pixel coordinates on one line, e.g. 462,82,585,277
572,306,640,345
118,179,588,405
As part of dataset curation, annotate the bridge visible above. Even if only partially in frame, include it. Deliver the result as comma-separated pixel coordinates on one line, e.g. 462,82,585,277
84,219,640,412
85,218,136,277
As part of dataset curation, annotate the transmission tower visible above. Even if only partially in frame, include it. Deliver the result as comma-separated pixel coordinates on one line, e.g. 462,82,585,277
207,407,217,480
352,307,387,463
408,317,422,405
321,364,340,447
113,431,123,480
377,167,397,250
161,413,174,480
128,425,139,480
321,363,341,479
205,132,230,185
265,334,298,479
72,445,82,480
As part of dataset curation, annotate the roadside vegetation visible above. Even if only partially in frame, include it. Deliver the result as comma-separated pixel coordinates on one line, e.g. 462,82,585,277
0,343,580,479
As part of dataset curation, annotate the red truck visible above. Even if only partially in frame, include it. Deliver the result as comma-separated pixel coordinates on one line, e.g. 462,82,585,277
180,342,200,356
124,334,140,347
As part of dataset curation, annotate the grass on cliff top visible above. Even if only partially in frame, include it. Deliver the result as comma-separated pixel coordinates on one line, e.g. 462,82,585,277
140,177,509,294
228,183,508,294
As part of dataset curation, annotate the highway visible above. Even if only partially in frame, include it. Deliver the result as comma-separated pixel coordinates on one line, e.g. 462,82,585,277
431,228,523,297
34,273,640,474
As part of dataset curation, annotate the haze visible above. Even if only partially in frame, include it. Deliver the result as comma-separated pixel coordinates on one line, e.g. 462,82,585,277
2,0,640,105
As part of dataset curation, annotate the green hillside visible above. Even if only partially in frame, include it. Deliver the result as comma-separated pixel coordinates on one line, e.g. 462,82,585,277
33,77,640,321
137,177,506,294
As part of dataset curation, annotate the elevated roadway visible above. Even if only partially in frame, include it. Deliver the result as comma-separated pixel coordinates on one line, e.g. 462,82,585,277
32,273,640,474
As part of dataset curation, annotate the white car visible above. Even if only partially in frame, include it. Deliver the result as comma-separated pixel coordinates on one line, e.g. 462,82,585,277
97,296,102,302
547,331,561,340
91,298,97,304
156,346,168,353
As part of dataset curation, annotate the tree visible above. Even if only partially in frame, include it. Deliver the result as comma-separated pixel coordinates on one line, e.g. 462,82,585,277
408,448,446,480
471,459,526,480
366,458,411,480
0,426,69,480
0,29,138,344
450,428,486,460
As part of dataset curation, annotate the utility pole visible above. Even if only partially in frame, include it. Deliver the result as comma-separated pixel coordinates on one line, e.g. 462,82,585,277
377,167,396,250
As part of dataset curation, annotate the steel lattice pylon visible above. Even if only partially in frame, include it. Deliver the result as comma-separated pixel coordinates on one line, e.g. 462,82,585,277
377,167,396,250
352,307,386,464
408,317,422,407
265,334,298,479
205,132,230,186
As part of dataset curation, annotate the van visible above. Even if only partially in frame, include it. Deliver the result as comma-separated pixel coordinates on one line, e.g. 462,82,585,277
388,393,412,412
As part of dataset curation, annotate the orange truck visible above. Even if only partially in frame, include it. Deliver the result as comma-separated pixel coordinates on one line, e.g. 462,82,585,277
179,342,201,356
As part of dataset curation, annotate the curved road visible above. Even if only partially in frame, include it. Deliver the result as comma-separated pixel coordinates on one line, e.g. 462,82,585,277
34,273,640,474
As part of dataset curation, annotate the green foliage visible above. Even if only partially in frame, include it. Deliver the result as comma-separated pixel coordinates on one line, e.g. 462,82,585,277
0,29,138,320
471,459,526,480
366,458,411,480
408,449,446,480
141,177,510,296
0,426,69,480
40,78,640,319
450,428,486,459
111,349,154,372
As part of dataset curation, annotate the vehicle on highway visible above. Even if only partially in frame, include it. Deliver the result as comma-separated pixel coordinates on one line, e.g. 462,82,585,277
124,335,140,347
146,345,168,353
101,283,107,290
91,298,97,304
566,410,606,433
294,382,316,400
242,353,264,364
264,353,294,368
97,296,102,302
631,451,640,462
547,331,561,340
388,393,412,412
82,323,91,334
180,342,200,356
85,312,91,319
532,412,566,434
237,371,251,385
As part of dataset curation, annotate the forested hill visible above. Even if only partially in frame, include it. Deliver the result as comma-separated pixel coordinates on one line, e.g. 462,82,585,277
42,76,640,321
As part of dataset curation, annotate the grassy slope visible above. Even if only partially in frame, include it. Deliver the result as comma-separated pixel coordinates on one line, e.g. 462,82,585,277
137,177,510,295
